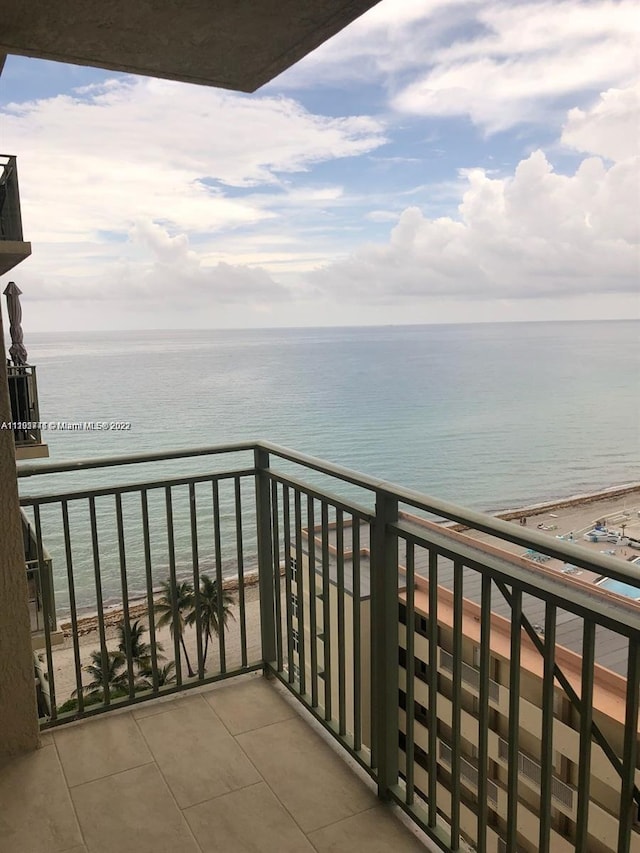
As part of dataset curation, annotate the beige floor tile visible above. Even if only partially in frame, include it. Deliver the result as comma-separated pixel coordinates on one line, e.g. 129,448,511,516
131,692,203,721
0,745,82,853
71,763,199,853
137,694,260,808
308,805,427,852
53,712,153,787
203,676,295,734
237,717,375,833
60,848,88,853
185,781,315,852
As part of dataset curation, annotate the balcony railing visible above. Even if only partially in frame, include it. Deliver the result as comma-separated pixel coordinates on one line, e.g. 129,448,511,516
8,364,43,445
17,442,640,853
0,154,24,241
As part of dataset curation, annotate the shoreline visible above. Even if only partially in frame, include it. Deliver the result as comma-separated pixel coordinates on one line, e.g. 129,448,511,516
491,482,640,521
57,571,262,639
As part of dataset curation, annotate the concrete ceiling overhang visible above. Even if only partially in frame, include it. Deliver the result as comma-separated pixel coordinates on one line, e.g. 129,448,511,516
0,1,380,91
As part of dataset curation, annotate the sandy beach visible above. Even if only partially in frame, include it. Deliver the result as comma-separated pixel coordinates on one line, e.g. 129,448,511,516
40,484,640,709
464,483,640,586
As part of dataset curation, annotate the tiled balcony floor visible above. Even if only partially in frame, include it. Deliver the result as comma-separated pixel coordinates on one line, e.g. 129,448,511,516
0,674,429,853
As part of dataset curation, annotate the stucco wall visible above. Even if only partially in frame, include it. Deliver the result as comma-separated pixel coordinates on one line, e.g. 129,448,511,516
0,304,39,757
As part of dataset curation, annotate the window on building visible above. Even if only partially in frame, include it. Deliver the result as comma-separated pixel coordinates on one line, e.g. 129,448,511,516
415,614,429,638
292,628,299,653
416,658,429,684
291,594,298,619
415,701,428,726
398,646,429,683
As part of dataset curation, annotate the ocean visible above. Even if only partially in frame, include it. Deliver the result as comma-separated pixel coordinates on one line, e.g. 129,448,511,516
14,320,640,613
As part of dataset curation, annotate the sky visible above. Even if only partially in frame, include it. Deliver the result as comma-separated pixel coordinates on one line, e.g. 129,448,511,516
0,0,638,331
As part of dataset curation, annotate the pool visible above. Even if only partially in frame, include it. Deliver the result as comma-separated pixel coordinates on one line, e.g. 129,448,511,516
596,577,640,600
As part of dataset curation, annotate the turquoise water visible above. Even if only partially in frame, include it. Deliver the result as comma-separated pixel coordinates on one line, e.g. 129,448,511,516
14,320,640,611
596,578,640,600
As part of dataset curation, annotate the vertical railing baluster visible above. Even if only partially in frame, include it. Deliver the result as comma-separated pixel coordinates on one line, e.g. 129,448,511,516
371,489,399,800
405,541,416,807
450,560,463,848
283,485,294,683
477,573,492,853
189,483,204,680
506,588,523,851
165,487,183,686
115,493,135,699
307,496,318,708
617,639,640,853
212,481,226,675
538,602,557,853
254,447,276,670
336,509,346,734
270,480,283,672
89,496,110,706
34,504,56,720
141,489,160,694
321,501,332,721
352,514,362,751
234,477,247,668
369,517,378,771
294,489,306,696
61,501,84,713
575,620,595,852
427,549,438,828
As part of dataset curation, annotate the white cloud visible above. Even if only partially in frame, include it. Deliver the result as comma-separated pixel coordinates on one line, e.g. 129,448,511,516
2,77,385,244
561,83,640,162
15,220,290,306
312,86,639,303
280,0,638,134
393,1,639,132
365,210,401,222
1,76,385,312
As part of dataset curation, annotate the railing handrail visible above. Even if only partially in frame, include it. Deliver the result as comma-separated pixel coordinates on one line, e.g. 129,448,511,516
262,441,640,587
17,441,258,478
17,439,640,587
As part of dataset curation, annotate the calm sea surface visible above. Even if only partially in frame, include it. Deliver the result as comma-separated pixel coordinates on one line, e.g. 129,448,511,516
13,320,640,612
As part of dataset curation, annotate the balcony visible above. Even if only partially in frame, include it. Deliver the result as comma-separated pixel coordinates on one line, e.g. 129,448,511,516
8,364,49,460
15,442,640,853
0,154,31,275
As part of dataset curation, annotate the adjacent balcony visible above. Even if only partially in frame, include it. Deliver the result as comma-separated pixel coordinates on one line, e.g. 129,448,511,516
13,442,640,853
0,154,31,275
8,364,49,459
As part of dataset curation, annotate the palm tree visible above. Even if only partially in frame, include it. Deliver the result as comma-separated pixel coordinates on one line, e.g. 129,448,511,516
188,574,235,668
75,649,128,698
138,659,176,689
155,579,196,677
116,618,164,671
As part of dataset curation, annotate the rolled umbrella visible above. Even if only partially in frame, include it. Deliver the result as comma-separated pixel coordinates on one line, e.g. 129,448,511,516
3,281,28,365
